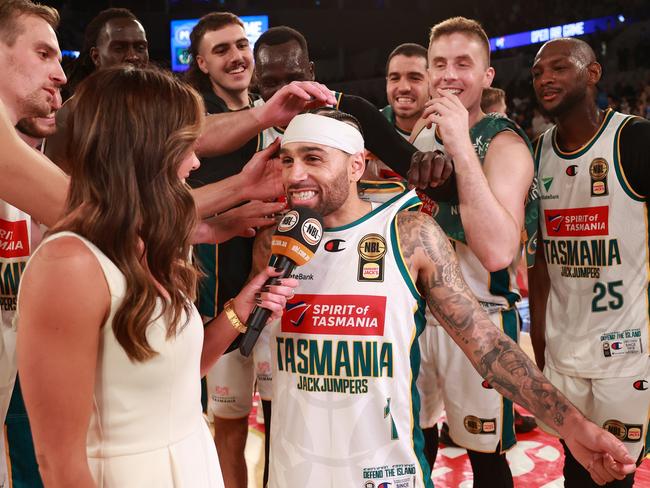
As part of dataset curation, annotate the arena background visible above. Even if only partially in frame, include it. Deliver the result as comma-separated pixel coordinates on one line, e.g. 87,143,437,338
39,1,650,486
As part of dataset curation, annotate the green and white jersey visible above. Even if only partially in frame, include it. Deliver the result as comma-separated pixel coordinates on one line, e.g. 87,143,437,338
0,201,33,485
537,109,649,378
380,105,412,140
269,190,432,488
254,91,343,151
411,114,534,311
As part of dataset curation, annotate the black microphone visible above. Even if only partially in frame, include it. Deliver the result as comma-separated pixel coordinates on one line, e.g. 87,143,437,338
239,206,323,357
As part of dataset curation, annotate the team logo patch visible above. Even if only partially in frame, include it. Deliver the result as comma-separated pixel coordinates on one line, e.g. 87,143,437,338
589,158,609,196
463,415,496,435
277,210,299,232
281,294,386,336
301,218,323,246
544,206,608,237
566,164,578,176
0,218,29,259
633,380,648,391
364,482,375,488
357,234,387,282
603,420,643,443
324,238,346,252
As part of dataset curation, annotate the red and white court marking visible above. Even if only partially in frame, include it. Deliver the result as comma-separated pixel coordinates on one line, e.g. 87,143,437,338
247,399,650,487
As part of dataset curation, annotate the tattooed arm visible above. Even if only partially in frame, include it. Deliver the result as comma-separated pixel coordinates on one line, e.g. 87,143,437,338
397,211,635,484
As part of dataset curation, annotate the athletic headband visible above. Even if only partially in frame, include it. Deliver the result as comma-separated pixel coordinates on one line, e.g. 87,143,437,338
281,113,365,155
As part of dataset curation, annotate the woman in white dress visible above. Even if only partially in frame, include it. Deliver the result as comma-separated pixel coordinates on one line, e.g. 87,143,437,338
14,66,296,488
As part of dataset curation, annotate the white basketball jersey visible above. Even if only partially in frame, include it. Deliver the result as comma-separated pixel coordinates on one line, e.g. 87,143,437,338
269,190,433,488
411,124,521,311
537,110,649,378
0,201,32,485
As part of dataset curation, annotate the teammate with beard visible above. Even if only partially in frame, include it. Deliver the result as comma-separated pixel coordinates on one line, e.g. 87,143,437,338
186,18,454,487
252,109,636,488
529,37,650,487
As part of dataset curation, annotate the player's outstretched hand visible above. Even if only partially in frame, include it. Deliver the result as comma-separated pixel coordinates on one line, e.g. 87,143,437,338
233,266,298,323
240,138,284,201
257,81,337,128
407,150,453,189
563,419,636,485
194,200,286,244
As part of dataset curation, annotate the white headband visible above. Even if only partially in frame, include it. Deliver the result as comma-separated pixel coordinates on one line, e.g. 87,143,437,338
281,113,364,155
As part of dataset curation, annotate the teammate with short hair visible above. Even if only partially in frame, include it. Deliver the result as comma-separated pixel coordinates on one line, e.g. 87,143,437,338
0,3,66,485
384,42,430,136
254,109,635,488
1,102,60,488
480,86,507,115
408,17,538,486
529,37,650,487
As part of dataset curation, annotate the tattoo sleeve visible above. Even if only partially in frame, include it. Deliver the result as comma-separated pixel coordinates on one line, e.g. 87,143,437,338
397,211,577,432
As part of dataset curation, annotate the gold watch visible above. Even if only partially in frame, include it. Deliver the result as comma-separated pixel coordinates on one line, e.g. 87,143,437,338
224,299,247,334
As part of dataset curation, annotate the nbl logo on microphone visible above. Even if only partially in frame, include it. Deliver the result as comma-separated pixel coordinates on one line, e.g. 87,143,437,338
278,211,299,232
301,218,323,246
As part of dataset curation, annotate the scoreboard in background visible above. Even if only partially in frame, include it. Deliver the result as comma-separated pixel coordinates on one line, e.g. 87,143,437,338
170,15,269,72
489,15,627,52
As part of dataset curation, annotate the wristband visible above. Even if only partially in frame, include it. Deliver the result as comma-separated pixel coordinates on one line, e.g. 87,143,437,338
224,299,247,334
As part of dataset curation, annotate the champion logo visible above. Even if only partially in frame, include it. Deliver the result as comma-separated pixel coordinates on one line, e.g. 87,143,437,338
633,380,648,391
324,239,346,252
566,165,578,176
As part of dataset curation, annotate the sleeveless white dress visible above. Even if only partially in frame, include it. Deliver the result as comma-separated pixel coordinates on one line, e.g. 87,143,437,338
24,232,223,488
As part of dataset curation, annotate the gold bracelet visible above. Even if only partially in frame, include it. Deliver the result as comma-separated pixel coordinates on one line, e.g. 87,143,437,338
224,299,247,334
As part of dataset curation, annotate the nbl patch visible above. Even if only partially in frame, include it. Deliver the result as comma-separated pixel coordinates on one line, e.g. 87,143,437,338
463,415,497,435
544,206,608,237
603,420,643,443
357,233,387,282
589,157,609,197
282,294,386,336
0,218,29,258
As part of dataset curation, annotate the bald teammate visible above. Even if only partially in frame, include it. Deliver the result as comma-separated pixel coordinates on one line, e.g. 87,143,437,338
529,37,650,487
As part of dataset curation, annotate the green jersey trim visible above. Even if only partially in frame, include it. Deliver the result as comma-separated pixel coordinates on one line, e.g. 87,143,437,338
499,308,519,451
409,299,432,487
613,115,645,202
195,243,219,318
488,269,519,307
550,109,615,160
390,205,425,302
325,191,419,232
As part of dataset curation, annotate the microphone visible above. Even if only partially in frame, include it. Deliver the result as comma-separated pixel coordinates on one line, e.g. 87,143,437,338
239,206,323,357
